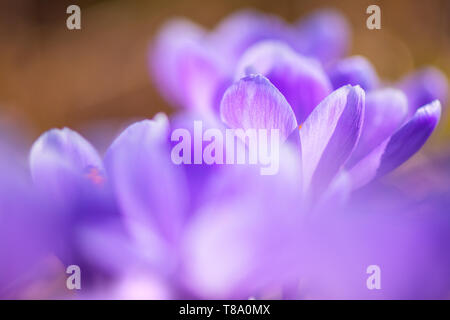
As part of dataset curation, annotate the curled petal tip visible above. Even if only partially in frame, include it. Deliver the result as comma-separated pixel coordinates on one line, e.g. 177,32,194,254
376,100,441,177
399,66,448,114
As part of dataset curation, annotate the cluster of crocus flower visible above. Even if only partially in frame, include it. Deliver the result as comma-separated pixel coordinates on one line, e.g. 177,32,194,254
0,9,449,299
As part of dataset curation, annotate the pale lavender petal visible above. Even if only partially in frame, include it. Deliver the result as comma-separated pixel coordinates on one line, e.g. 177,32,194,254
327,56,379,91
235,41,332,123
209,9,290,65
300,85,365,195
314,171,351,214
294,9,351,65
29,128,103,199
104,114,189,244
347,140,389,189
220,74,298,141
169,111,227,211
181,145,303,298
177,43,231,112
347,100,442,188
398,67,448,115
376,100,441,177
151,19,230,112
151,18,206,107
346,88,408,167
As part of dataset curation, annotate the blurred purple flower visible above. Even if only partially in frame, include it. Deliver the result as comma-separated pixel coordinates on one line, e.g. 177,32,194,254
81,112,303,298
29,128,120,283
293,9,351,65
327,55,379,91
398,66,448,115
1,8,447,300
0,133,54,298
150,9,351,113
70,72,442,299
234,41,332,123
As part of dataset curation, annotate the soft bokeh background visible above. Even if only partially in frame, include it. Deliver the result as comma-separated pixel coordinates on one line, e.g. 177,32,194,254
0,0,449,140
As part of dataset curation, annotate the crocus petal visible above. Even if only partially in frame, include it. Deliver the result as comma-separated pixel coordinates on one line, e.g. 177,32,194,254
398,67,448,115
346,88,408,167
151,18,206,108
346,140,389,189
235,41,332,123
314,171,351,215
294,9,351,65
220,74,298,141
182,145,303,298
29,127,103,199
327,56,379,91
104,114,189,244
347,100,441,188
169,111,228,211
300,85,365,195
209,9,290,65
176,42,231,112
376,100,441,177
29,127,117,268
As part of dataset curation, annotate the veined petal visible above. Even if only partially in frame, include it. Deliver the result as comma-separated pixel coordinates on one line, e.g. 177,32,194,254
235,41,332,123
327,56,379,91
398,67,448,115
294,9,351,65
346,88,408,167
220,74,298,141
347,100,442,188
300,85,365,195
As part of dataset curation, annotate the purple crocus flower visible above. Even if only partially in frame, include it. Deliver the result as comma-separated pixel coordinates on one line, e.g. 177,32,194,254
184,74,444,298
293,8,351,65
18,75,443,299
29,128,120,285
398,66,448,115
64,69,443,299
151,9,447,133
221,74,441,195
77,112,303,299
5,8,446,300
150,9,351,113
327,55,379,91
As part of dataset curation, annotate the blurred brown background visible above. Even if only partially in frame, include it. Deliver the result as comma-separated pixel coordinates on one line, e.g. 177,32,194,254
0,0,449,139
